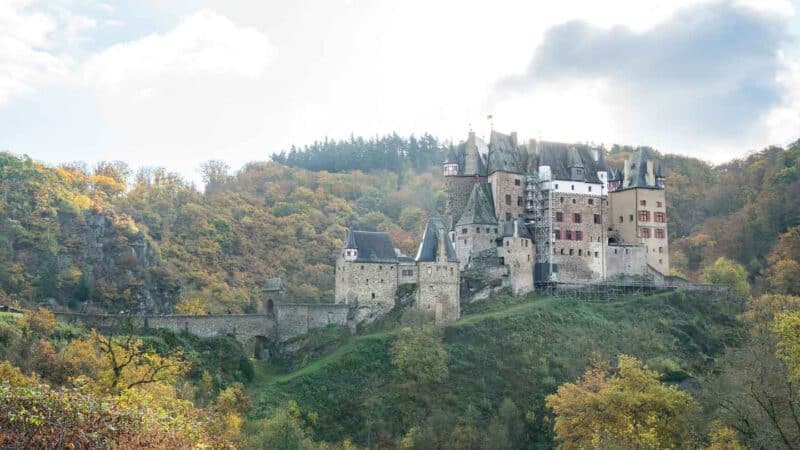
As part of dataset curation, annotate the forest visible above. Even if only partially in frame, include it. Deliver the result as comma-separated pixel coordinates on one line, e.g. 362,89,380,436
1,135,800,448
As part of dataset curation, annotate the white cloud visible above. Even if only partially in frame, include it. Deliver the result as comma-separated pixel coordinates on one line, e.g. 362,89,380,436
83,9,275,94
765,53,800,147
0,0,72,104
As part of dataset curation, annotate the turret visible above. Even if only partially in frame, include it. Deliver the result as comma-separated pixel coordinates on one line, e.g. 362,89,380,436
343,230,358,261
655,163,665,188
444,147,459,177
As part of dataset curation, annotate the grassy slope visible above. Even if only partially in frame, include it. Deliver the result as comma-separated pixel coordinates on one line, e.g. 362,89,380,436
250,290,743,444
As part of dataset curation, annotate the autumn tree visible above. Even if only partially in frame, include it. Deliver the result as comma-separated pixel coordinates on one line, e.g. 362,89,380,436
546,355,697,449
701,257,750,298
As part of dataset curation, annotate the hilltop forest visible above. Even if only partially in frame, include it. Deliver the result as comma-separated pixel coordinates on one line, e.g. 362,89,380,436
0,135,798,313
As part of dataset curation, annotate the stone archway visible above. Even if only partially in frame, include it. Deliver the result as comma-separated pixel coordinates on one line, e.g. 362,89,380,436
248,335,272,361
266,299,275,315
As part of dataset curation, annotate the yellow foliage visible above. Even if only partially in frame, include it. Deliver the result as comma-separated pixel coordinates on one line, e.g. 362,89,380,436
546,355,697,450
175,297,207,315
0,361,37,387
17,307,57,337
705,421,744,450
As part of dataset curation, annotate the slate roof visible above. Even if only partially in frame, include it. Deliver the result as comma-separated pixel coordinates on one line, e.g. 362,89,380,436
456,182,498,226
343,230,399,263
488,130,525,174
263,278,284,291
531,141,605,183
622,148,663,190
415,218,459,263
500,218,532,239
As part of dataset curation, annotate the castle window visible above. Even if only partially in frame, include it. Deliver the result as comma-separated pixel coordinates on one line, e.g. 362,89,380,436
571,185,575,191
619,216,623,223
575,231,583,241
517,197,522,206
659,259,663,265
594,214,602,224
361,265,364,270
462,228,467,234
565,230,572,240
639,210,650,222
371,293,375,299
450,267,454,275
499,257,505,265
640,227,652,238
506,241,510,247
379,265,382,270
595,252,599,257
654,212,665,223
476,227,480,234
528,255,531,261
569,249,574,255
560,248,564,255
588,186,592,192
560,197,564,203
494,228,498,233
629,214,634,222
655,228,665,239
497,240,503,247
486,227,490,233
614,249,618,254
640,200,646,206
588,198,594,205
657,201,663,207
506,213,512,220
658,246,664,253
505,194,512,205
554,229,561,240
463,239,467,244
578,249,582,256
381,279,384,283
625,249,629,254
427,267,432,274
556,212,564,222
573,213,581,223
515,179,521,186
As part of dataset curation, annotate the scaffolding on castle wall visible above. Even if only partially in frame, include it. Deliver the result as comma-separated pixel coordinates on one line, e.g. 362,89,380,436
537,280,735,304
525,171,555,282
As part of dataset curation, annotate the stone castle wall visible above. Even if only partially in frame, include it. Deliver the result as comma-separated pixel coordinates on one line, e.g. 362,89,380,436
488,171,526,222
452,225,500,270
334,257,398,324
275,303,351,341
605,244,648,278
54,312,276,346
416,261,460,323
552,192,607,282
499,236,535,295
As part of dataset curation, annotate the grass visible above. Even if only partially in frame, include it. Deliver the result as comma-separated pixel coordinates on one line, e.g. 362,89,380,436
247,289,744,445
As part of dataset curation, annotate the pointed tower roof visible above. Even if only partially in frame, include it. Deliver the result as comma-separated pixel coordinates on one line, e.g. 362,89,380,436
463,132,488,176
415,218,458,263
456,182,498,226
444,146,458,164
488,130,525,173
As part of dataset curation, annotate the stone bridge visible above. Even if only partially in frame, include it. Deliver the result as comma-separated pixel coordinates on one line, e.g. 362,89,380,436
54,302,353,358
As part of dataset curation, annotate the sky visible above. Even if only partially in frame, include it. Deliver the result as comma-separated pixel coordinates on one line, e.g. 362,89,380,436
1,0,798,184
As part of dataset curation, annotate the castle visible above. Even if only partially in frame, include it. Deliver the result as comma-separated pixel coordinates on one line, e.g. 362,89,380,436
335,130,670,324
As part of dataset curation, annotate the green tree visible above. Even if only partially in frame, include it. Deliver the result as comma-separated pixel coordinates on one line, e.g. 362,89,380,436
768,259,800,295
391,327,448,385
248,404,314,450
701,257,750,298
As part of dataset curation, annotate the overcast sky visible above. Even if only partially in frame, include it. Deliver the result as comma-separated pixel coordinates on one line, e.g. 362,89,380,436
1,0,798,183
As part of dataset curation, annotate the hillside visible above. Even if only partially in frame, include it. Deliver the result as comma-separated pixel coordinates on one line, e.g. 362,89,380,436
249,290,743,447
0,137,798,314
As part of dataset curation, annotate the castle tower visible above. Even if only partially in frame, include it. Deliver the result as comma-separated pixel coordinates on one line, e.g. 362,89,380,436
453,181,499,269
497,219,535,295
261,278,284,315
487,130,526,222
444,131,488,230
608,148,669,276
415,218,460,323
334,229,400,324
